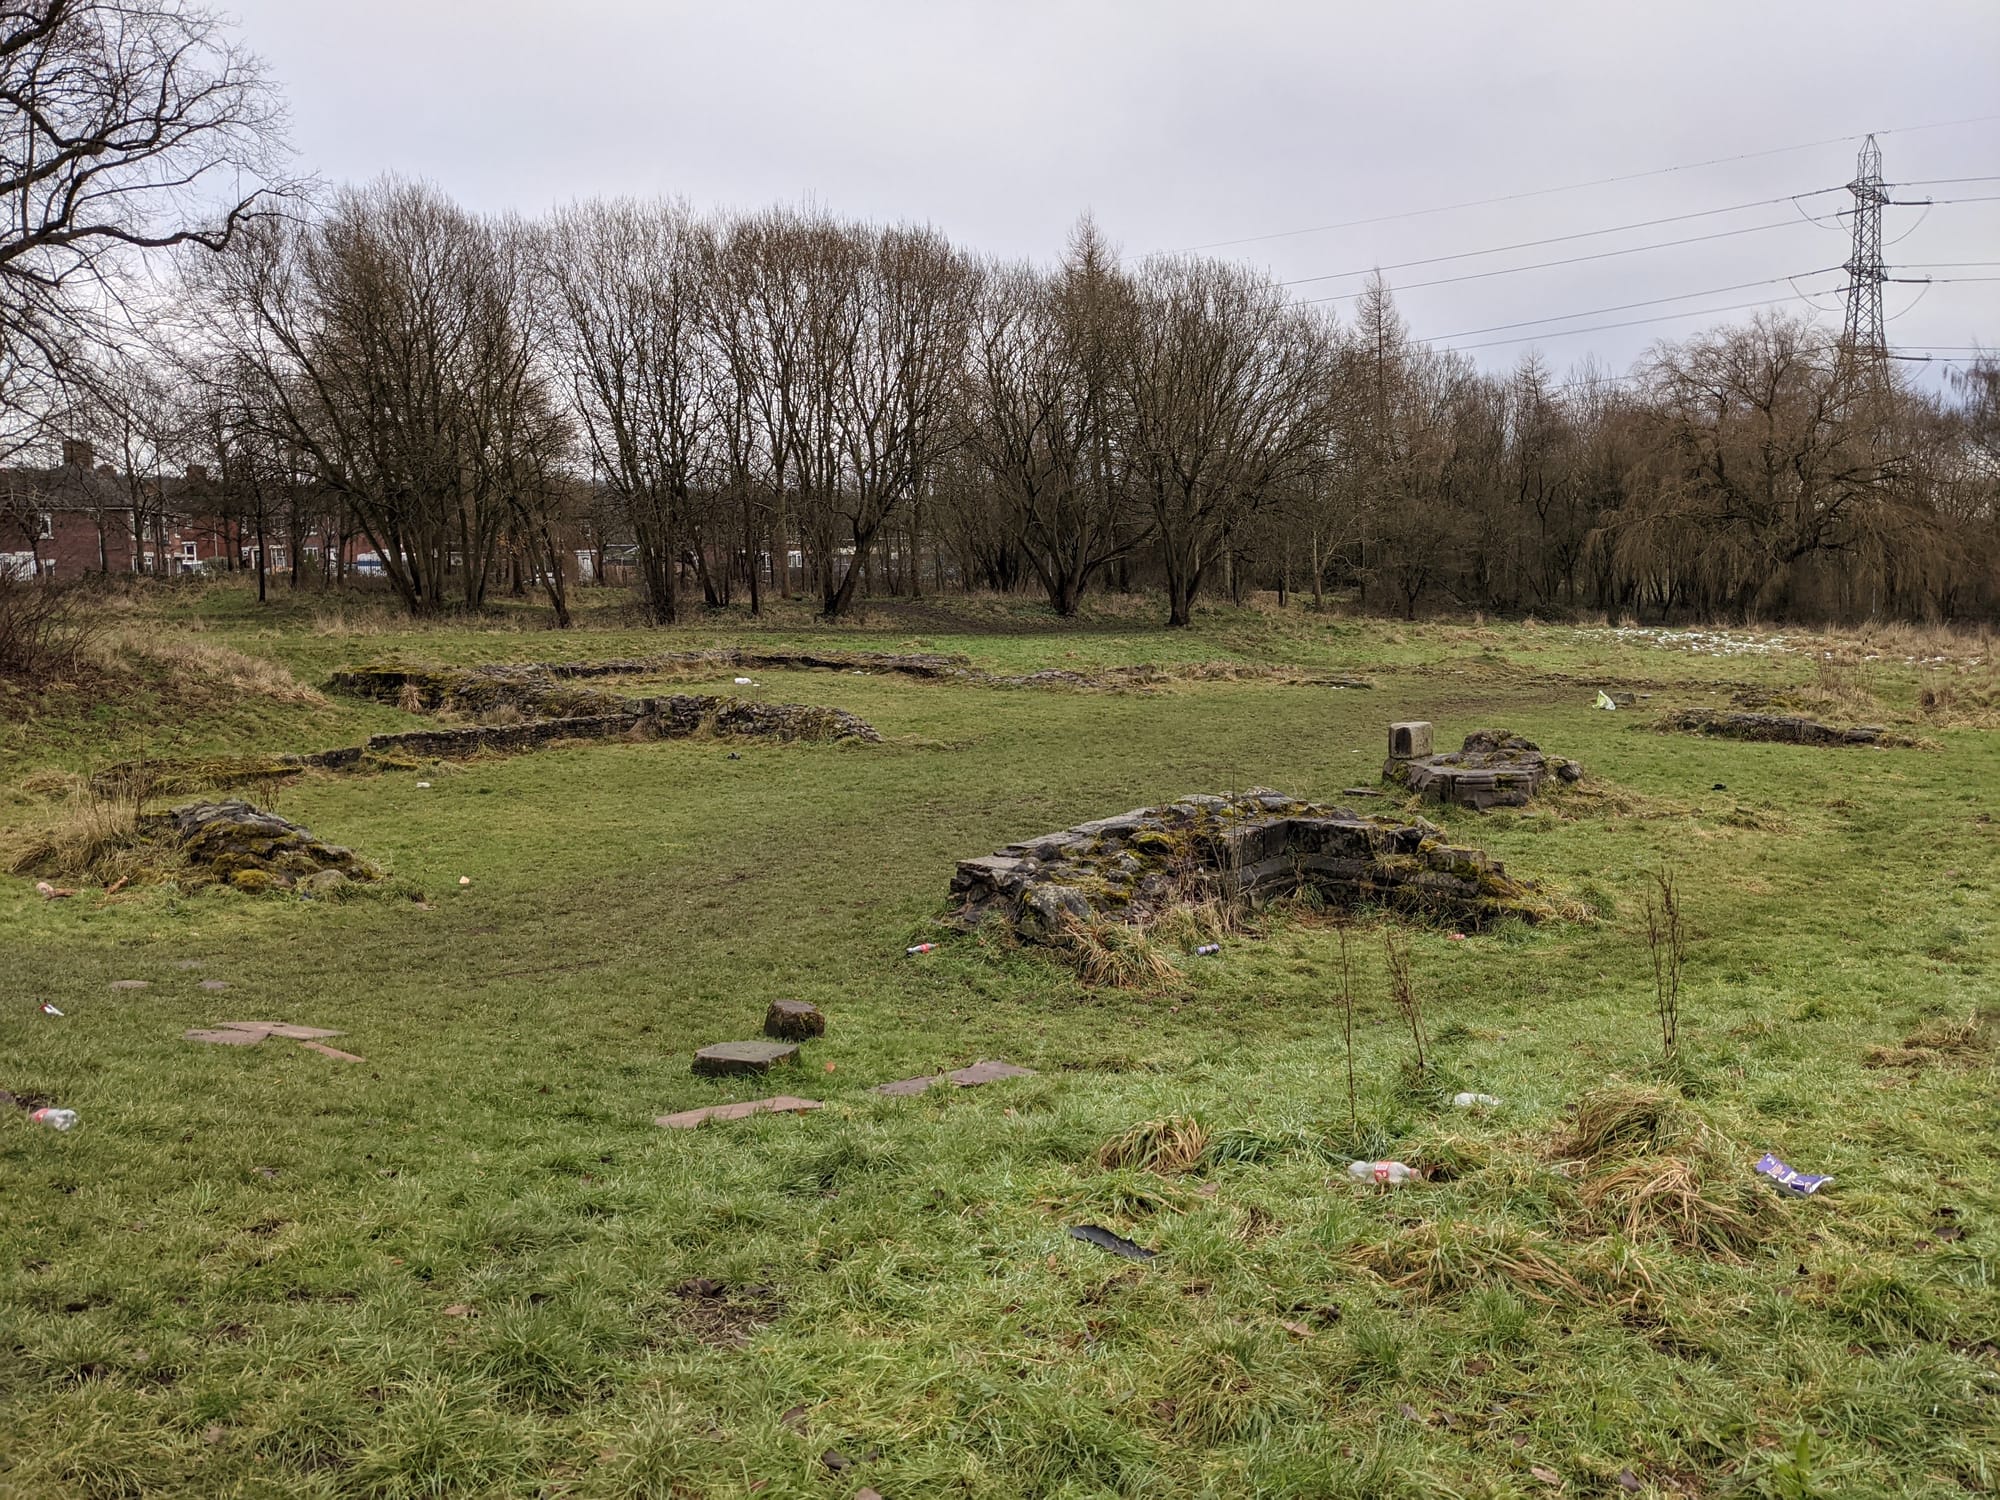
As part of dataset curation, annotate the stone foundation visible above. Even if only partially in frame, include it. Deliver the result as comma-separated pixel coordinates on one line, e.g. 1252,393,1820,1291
328,666,881,748
949,788,1548,937
1383,726,1581,810
1655,709,1915,747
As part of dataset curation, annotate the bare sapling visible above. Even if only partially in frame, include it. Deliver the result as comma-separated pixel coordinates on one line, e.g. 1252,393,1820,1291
1644,863,1686,1059
1383,927,1427,1076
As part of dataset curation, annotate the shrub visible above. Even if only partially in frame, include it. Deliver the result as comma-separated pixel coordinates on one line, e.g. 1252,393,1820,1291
0,575,95,680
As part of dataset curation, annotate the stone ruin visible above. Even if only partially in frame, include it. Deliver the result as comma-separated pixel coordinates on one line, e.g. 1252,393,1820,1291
326,664,881,752
1382,722,1580,810
1655,708,1919,748
948,788,1548,938
151,800,385,894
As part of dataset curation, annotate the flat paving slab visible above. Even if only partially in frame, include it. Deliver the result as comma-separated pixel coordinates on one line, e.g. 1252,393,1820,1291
692,1040,801,1077
186,1021,345,1046
874,1059,1036,1096
656,1095,823,1129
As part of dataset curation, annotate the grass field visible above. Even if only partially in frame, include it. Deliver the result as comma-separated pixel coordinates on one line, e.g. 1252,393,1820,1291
2,582,1997,1499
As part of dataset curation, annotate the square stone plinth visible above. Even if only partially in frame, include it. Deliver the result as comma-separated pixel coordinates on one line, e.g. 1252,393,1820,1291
693,1041,801,1077
1388,721,1434,760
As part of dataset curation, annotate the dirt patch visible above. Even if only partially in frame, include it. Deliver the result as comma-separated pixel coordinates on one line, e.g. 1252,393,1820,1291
667,1278,785,1350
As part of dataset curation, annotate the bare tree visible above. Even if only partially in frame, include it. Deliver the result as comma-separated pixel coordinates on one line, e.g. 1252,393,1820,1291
0,0,293,459
1123,255,1335,627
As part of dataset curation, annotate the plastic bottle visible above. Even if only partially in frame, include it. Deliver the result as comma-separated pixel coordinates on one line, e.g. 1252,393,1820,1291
1452,1092,1502,1108
906,943,936,956
29,1108,78,1131
1194,943,1221,957
1347,1159,1418,1185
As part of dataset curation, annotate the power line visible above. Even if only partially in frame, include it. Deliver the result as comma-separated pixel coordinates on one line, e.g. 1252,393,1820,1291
1281,189,1841,286
1437,294,1841,353
1176,110,2000,253
1426,269,1846,341
1294,218,1816,303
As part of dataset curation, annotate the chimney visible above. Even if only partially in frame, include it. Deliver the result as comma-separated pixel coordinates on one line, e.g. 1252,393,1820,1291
185,462,209,486
60,439,94,470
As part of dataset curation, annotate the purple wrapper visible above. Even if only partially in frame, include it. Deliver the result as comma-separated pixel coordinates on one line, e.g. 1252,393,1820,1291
1755,1152,1832,1195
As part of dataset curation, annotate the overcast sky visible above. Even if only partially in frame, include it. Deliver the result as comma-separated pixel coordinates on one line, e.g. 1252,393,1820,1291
229,0,1997,380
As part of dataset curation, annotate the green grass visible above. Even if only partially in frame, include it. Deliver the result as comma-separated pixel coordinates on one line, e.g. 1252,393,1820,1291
2,582,1997,1498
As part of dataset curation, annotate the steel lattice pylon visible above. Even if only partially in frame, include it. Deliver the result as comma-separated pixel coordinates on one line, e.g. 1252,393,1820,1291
1841,134,1888,361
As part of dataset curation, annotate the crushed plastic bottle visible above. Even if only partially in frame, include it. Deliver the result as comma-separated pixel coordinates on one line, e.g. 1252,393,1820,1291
1452,1092,1502,1108
1347,1159,1419,1186
905,942,936,956
1195,943,1221,956
29,1108,78,1131
38,1001,63,1016
1594,690,1618,710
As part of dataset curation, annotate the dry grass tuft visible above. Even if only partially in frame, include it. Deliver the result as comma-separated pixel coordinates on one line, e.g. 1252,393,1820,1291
1554,1085,1684,1163
1051,914,1178,989
5,793,149,884
1862,1013,1993,1072
1349,1219,1586,1304
1551,1085,1778,1256
1578,1155,1776,1256
104,632,326,706
1095,1115,1210,1175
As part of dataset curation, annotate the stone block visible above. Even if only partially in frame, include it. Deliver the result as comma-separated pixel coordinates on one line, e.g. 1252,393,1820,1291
693,1041,800,1077
1388,721,1434,760
764,1000,825,1041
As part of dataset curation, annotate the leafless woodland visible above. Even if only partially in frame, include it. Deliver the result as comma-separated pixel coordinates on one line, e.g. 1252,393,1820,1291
2,1,1995,626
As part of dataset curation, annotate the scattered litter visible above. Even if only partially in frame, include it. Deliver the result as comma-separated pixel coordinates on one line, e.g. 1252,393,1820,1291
1449,932,1466,941
734,676,756,685
415,780,431,789
29,1107,78,1131
1594,690,1618,710
458,876,471,886
1194,943,1221,956
1754,1152,1832,1196
38,1002,62,1016
1347,1160,1421,1186
1712,783,1727,791
905,942,936,956
1452,1092,1503,1108
1068,1224,1156,1260
656,1095,823,1129
728,751,741,760
34,880,75,899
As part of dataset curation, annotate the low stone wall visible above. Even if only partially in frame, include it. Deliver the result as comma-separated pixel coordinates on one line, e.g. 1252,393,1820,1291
358,694,880,759
152,800,384,894
1655,709,1916,747
1383,726,1581,810
949,788,1548,937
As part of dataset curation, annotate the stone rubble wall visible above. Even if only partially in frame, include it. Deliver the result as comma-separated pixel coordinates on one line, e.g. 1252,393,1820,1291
151,800,385,894
950,788,1547,937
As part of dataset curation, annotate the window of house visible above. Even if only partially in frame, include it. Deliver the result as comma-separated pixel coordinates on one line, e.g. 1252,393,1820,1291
35,512,52,539
181,540,197,562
